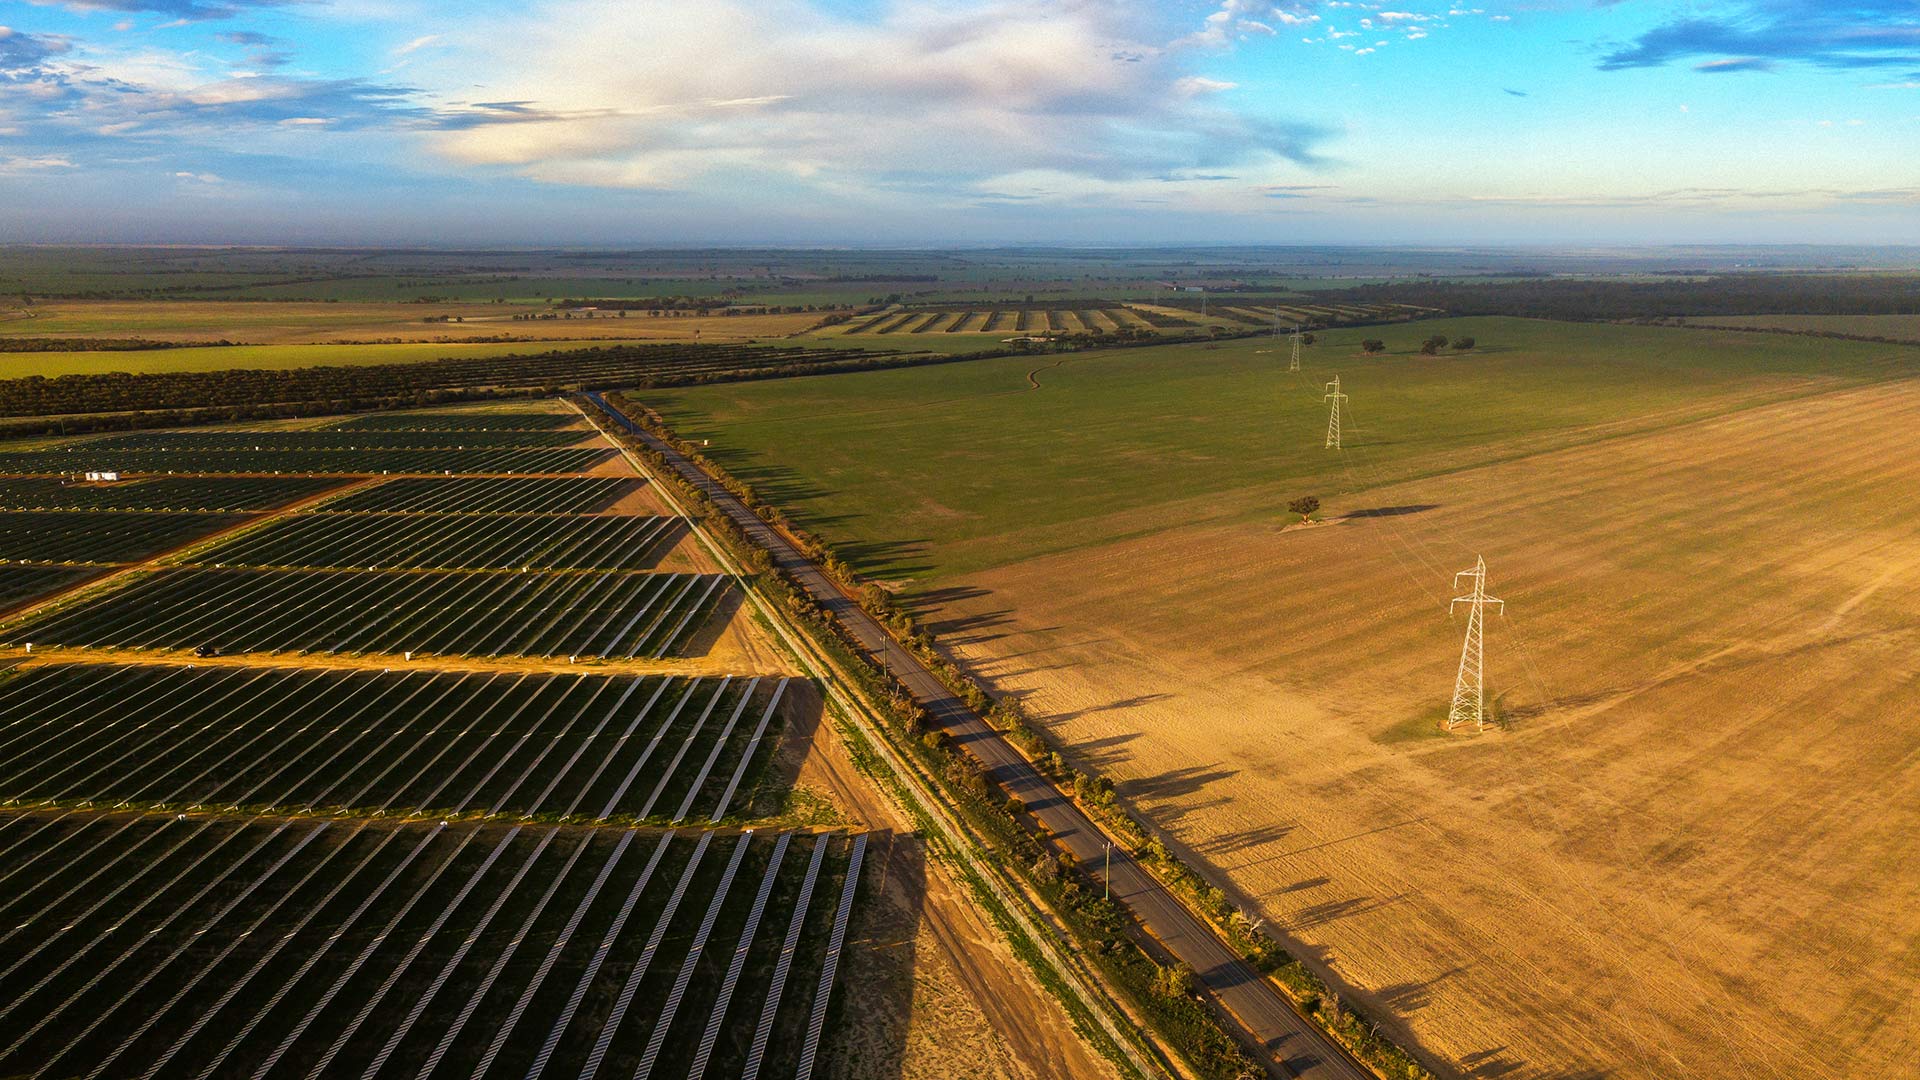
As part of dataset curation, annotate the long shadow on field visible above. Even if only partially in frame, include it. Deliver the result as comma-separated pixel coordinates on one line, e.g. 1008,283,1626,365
745,682,820,819
1194,821,1297,856
672,584,744,658
833,537,935,581
1047,729,1142,772
1342,503,1439,519
1118,762,1237,804
1050,693,1174,725
1372,966,1465,1016
818,829,922,1080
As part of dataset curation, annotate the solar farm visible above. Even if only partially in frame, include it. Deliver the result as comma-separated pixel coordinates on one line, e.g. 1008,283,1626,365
0,401,871,1078
823,297,1427,337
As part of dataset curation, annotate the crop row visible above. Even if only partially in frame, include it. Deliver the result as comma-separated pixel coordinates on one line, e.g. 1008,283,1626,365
0,342,898,419
315,475,641,515
326,410,586,432
0,510,245,565
77,430,592,451
0,665,787,823
195,512,683,571
4,567,730,659
0,476,343,512
0,813,864,1079
0,445,617,476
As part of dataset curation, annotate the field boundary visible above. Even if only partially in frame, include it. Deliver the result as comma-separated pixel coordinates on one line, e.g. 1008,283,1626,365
571,395,1181,1080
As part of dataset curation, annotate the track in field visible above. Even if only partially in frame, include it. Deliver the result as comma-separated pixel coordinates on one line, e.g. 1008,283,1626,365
3,567,730,659
0,813,863,1080
76,430,594,452
0,446,616,476
326,410,587,432
0,665,788,823
0,511,245,565
194,512,684,571
314,476,641,515
0,476,343,512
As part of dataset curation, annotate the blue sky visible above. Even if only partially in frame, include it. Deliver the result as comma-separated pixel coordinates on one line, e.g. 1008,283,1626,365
0,0,1915,245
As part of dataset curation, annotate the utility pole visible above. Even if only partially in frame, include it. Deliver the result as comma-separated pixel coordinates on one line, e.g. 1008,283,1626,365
1323,375,1347,449
1447,556,1505,732
1290,325,1302,373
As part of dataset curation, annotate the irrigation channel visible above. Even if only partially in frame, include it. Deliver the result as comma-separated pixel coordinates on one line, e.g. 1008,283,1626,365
0,403,872,1077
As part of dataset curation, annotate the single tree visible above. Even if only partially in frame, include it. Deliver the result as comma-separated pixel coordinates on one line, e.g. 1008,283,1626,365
1451,336,1476,350
1288,495,1321,519
1361,338,1386,354
1420,334,1449,355
1300,332,1316,345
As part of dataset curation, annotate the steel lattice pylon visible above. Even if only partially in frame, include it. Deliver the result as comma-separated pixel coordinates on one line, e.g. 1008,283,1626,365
1290,325,1302,372
1323,375,1347,449
1447,555,1505,732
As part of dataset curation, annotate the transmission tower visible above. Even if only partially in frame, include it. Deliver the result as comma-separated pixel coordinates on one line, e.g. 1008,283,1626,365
1446,556,1506,732
1323,375,1347,449
1290,325,1302,373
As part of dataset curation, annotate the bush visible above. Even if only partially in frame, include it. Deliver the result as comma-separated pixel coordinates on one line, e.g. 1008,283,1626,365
1361,339,1386,354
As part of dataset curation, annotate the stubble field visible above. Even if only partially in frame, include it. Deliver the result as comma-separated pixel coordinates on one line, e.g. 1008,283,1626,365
650,317,1920,1079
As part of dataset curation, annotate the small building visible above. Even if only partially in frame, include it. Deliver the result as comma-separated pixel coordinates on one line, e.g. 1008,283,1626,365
83,471,120,482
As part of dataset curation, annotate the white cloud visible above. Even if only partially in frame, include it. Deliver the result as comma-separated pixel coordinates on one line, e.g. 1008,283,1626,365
393,34,440,56
0,155,76,174
423,0,1331,195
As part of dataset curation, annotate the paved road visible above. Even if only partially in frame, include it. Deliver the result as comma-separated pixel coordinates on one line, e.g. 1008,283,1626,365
588,394,1373,1080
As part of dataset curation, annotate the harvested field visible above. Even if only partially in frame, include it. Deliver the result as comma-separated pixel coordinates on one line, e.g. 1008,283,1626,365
1679,313,1920,341
0,665,788,822
0,476,342,511
315,475,641,515
0,510,244,564
4,567,730,659
0,812,864,1079
195,512,684,570
651,317,1920,1079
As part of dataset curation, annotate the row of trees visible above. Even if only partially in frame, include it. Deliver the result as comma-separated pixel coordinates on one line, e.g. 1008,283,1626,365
1326,273,1920,321
1357,335,1477,354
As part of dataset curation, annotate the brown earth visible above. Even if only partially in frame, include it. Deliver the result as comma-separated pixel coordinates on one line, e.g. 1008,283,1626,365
926,378,1920,1079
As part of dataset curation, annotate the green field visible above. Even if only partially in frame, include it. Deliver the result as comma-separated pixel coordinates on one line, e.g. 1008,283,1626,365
648,316,1920,585
0,339,638,378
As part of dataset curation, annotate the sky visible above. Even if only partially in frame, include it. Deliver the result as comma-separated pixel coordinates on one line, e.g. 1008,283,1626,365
0,0,1915,246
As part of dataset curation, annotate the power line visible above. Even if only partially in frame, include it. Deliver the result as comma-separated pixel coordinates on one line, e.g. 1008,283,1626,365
1447,555,1505,732
1324,375,1347,450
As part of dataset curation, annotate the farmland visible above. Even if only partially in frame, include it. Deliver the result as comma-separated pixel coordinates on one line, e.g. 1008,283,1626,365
648,315,1920,1079
822,298,1425,338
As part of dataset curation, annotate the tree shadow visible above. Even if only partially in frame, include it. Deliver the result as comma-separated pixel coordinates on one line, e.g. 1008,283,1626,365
817,828,922,1080
1342,504,1439,519
1117,762,1238,803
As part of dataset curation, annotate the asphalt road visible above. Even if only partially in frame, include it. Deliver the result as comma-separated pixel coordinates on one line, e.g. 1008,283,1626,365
589,395,1373,1080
